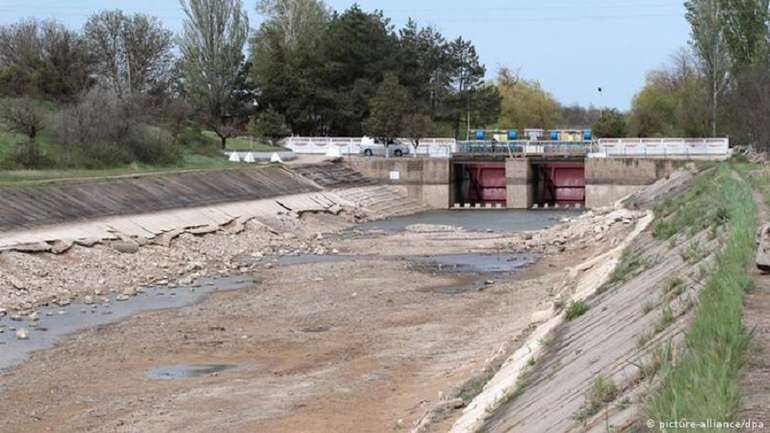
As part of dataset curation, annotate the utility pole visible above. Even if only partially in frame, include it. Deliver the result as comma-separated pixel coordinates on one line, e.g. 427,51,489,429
597,87,604,119
466,94,471,141
712,0,719,138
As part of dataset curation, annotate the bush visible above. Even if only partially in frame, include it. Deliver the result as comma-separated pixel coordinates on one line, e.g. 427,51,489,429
574,375,618,422
128,127,181,165
178,126,221,156
2,140,52,169
249,109,290,146
53,88,180,167
566,301,590,321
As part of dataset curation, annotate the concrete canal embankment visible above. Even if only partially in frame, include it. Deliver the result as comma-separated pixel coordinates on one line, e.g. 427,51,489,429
0,167,321,232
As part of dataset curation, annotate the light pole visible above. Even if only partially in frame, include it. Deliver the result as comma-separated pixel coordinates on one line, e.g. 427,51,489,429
597,87,604,119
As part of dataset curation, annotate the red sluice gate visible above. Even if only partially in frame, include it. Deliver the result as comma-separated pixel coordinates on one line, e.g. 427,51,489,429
538,163,585,205
465,164,506,205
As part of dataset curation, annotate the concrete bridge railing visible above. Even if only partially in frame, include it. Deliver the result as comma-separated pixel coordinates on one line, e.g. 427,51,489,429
282,136,731,159
282,137,457,158
593,138,730,157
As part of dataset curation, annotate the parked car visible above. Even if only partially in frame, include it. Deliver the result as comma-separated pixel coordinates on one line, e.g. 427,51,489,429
360,138,410,157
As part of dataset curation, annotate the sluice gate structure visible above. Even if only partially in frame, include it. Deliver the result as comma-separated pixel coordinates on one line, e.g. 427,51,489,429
347,138,730,210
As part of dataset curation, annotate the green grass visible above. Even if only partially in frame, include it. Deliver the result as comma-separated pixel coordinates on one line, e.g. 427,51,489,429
565,301,590,321
574,375,619,423
202,131,285,152
642,300,656,315
646,163,757,430
0,97,282,184
680,240,706,264
664,277,687,301
600,249,653,292
0,116,273,185
652,168,730,240
640,343,674,382
0,153,262,186
654,306,675,334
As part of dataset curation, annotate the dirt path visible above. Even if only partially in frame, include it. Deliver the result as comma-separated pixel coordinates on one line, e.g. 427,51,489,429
0,227,601,433
739,187,770,429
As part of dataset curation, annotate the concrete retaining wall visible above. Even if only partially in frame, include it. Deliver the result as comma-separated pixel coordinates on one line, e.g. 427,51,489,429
585,158,691,208
506,159,534,209
0,168,319,232
347,157,450,208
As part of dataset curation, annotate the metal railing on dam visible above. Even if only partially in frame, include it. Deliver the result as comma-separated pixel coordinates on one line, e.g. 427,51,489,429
456,138,730,158
456,141,590,157
281,136,731,159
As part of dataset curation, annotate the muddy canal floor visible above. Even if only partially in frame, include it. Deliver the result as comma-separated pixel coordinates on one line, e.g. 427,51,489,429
0,226,600,433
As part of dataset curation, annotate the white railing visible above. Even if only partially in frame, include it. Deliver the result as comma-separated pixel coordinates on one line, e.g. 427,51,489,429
282,137,362,155
282,136,457,158
282,136,731,159
592,138,730,157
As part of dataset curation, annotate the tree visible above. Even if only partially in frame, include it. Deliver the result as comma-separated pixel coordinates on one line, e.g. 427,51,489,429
250,109,290,145
84,10,174,96
495,67,560,130
685,0,729,136
724,66,770,149
163,98,194,144
54,88,179,167
0,98,49,168
178,0,251,149
719,0,770,70
320,5,399,135
591,109,627,138
559,104,602,129
628,77,679,137
439,37,500,139
627,53,711,138
0,19,92,101
0,98,44,141
251,0,330,135
256,0,330,51
366,73,411,142
397,20,451,117
446,37,483,138
403,113,434,150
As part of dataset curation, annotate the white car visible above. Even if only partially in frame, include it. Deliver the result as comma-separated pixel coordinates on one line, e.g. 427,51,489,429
360,138,410,157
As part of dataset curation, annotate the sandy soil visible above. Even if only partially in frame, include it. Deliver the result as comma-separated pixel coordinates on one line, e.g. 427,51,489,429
0,220,619,433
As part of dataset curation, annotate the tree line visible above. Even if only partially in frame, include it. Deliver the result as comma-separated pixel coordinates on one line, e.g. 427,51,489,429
251,1,502,141
621,0,770,146
4,0,760,171
0,0,508,169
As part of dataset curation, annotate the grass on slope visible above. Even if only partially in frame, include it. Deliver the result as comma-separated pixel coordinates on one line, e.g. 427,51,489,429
646,163,757,430
652,167,730,240
201,131,285,152
0,153,261,186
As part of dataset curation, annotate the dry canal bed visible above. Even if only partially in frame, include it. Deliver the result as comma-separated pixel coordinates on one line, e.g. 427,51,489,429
0,209,610,433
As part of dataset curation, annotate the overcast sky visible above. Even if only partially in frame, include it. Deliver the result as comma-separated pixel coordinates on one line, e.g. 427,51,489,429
0,0,691,110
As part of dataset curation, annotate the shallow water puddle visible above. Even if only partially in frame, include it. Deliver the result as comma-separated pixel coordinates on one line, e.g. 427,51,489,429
354,209,583,234
260,252,537,273
416,253,537,273
0,276,256,372
147,364,236,380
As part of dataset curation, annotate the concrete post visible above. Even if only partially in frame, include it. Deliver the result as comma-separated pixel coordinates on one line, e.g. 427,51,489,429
506,158,534,209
